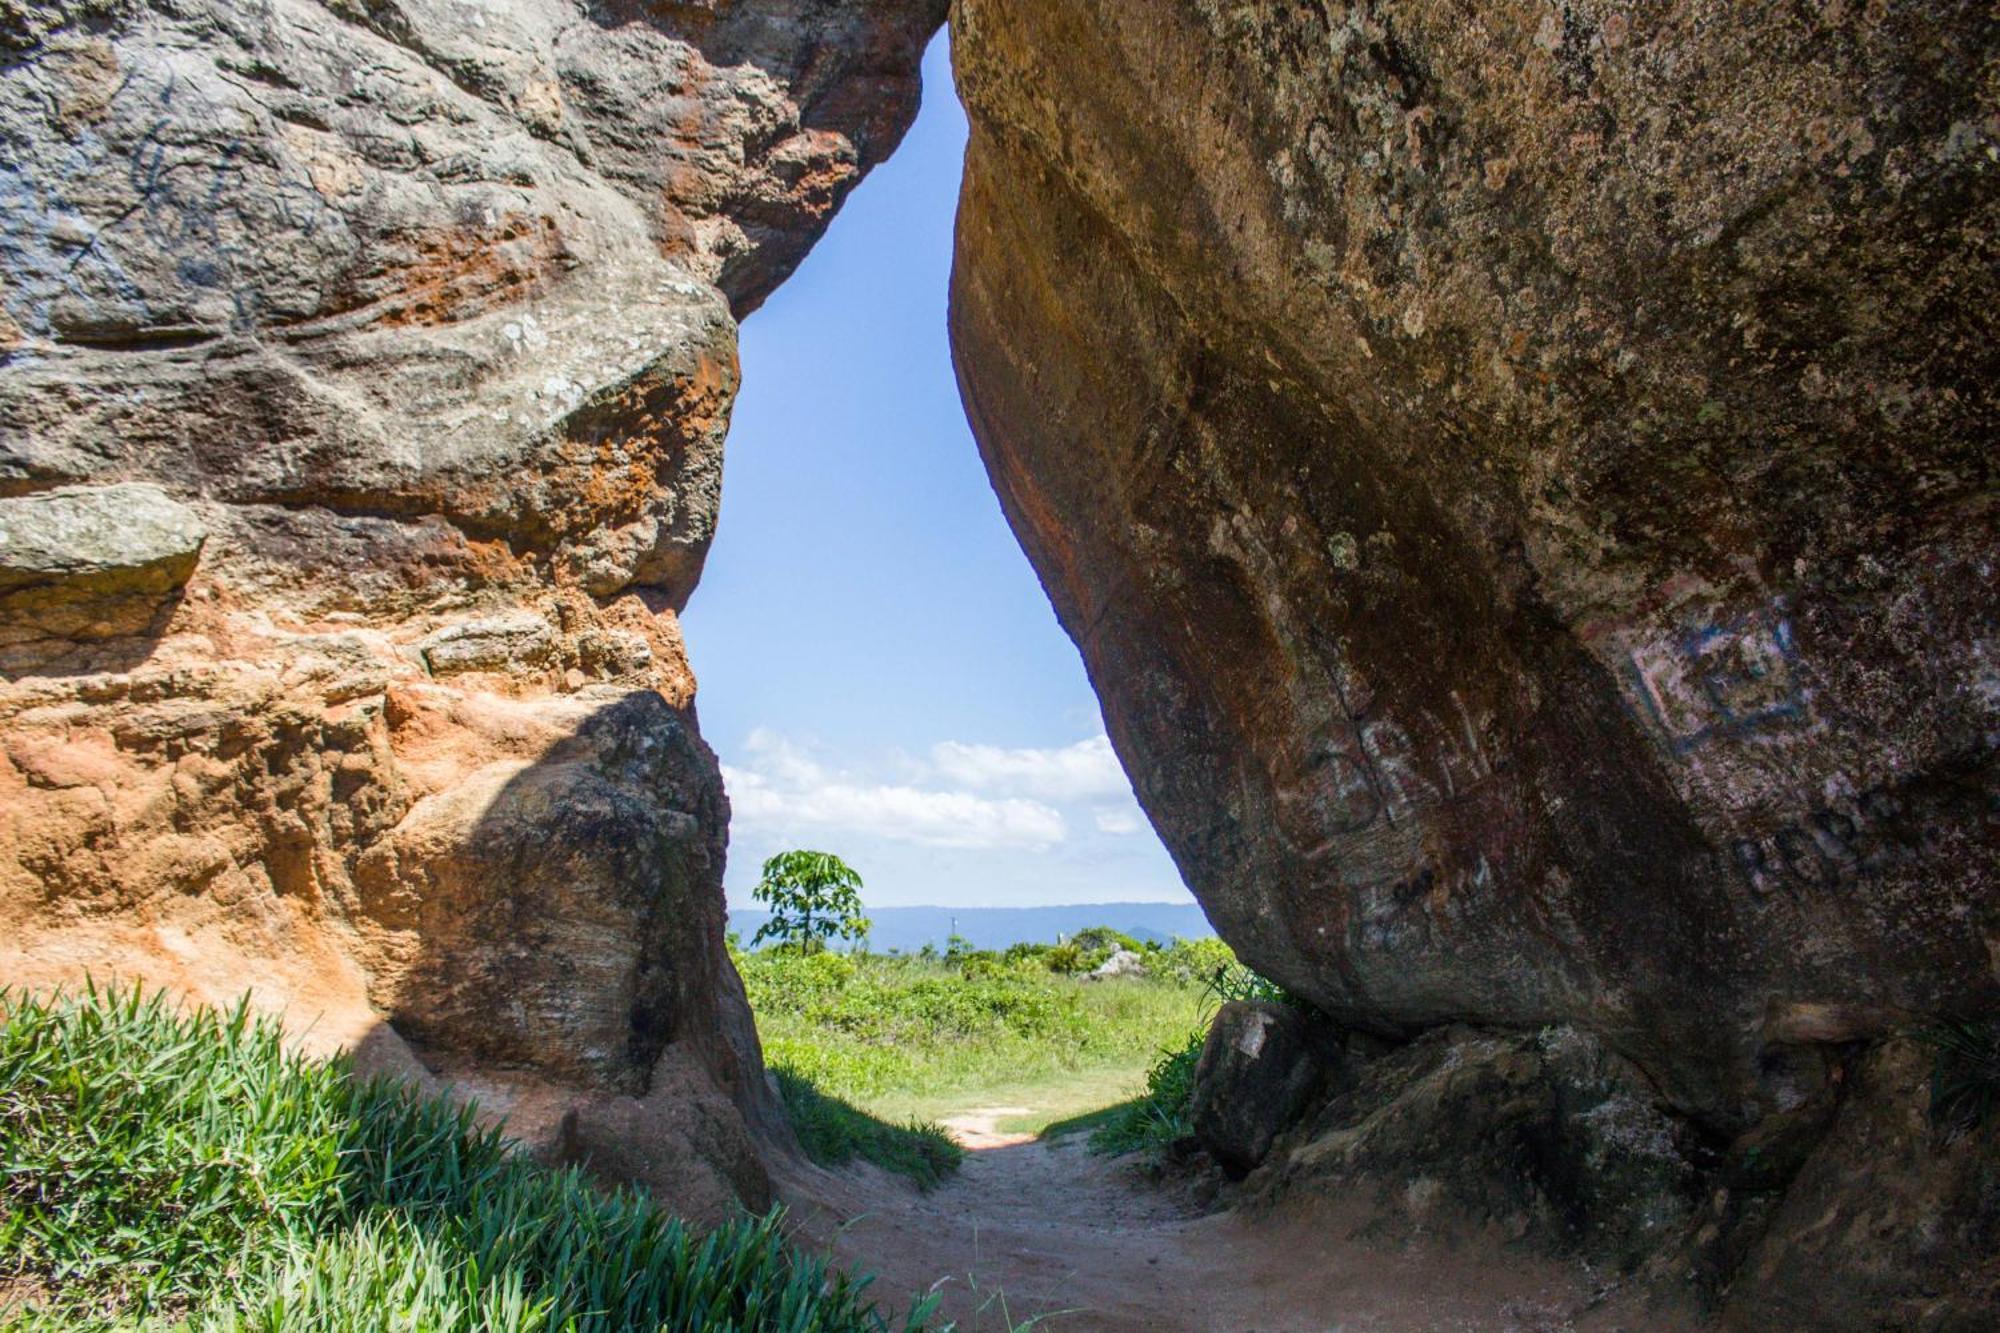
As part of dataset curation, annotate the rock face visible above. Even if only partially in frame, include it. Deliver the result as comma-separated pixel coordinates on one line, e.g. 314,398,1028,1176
950,1,1997,1124
0,0,944,1216
952,1,1995,1318
1243,1024,1704,1274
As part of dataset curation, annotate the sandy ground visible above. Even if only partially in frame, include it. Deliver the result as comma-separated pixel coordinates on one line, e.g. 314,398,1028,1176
777,1108,1704,1333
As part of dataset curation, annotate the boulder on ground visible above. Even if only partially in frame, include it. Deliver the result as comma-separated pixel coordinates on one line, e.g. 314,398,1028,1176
1087,947,1149,980
1192,1000,1328,1176
1261,1026,1699,1273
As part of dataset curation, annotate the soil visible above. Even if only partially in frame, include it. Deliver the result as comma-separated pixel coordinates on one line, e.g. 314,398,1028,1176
777,1107,1705,1332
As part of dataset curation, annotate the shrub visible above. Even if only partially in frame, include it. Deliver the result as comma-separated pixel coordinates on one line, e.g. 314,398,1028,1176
1928,1018,2000,1140
0,983,936,1331
1067,927,1140,957
1043,943,1088,974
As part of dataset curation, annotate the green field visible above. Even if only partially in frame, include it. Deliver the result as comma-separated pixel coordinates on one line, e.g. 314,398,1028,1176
736,934,1253,1180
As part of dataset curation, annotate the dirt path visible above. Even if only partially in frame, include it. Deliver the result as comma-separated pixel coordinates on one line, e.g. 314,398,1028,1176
778,1106,1700,1332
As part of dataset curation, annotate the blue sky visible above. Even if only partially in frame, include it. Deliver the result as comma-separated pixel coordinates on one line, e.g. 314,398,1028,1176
681,35,1191,912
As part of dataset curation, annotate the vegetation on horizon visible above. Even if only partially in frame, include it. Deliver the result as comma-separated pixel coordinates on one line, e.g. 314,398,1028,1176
737,929,1279,1178
0,984,939,1331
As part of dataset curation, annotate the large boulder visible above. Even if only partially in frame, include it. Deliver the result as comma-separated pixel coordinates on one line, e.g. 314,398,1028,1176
0,0,946,1215
950,0,1997,1129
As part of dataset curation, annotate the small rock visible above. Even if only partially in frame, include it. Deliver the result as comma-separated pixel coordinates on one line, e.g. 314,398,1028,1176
1087,947,1149,980
419,611,556,676
0,483,205,599
1192,1000,1326,1176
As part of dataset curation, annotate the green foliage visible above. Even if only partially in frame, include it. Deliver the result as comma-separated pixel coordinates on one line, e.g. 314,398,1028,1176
770,1070,962,1191
1084,948,1292,1160
738,945,1201,1130
1086,1034,1204,1158
1065,927,1139,957
0,983,938,1331
1040,943,1088,974
1927,1018,2000,1140
752,850,871,955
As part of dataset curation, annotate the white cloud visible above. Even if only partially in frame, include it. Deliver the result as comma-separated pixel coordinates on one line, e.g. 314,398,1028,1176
723,741,1067,851
1093,808,1143,836
929,734,1129,801
742,727,829,788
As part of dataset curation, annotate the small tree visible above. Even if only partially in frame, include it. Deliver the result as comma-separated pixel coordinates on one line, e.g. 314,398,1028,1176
751,850,870,954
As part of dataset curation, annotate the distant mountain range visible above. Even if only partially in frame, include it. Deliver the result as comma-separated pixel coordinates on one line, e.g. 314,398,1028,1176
727,902,1216,953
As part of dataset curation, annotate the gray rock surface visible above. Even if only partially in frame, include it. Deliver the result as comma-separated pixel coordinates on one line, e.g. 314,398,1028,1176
1087,946,1149,980
420,611,556,676
951,0,1997,1127
0,483,205,596
1191,1000,1328,1176
1257,1025,1700,1275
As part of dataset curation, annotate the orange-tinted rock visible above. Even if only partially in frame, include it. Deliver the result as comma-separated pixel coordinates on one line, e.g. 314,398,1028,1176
0,0,945,1216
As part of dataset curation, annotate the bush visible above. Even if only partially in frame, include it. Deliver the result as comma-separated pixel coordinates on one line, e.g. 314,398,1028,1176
0,984,937,1331
1928,1018,2000,1140
1043,943,1088,974
1067,927,1140,957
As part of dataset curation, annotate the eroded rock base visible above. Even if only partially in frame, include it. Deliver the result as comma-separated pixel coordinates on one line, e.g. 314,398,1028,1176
1198,1010,2000,1329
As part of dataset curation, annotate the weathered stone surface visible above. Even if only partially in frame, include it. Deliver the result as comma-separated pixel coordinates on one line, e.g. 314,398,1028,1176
951,1,1999,1132
1256,1025,1701,1275
1086,946,1149,980
0,483,204,596
1191,1000,1330,1176
419,611,556,677
1725,1037,2000,1330
0,0,945,1215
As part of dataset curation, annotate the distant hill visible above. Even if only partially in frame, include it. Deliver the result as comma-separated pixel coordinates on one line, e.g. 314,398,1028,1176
728,902,1215,953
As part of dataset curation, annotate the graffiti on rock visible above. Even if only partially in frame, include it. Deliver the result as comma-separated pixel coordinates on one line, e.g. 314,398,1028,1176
1622,603,1807,756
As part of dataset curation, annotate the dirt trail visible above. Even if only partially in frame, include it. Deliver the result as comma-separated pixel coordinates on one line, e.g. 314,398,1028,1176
778,1106,1700,1332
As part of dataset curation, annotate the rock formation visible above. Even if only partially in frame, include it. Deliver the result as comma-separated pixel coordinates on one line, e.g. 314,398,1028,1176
1,0,944,1216
950,0,1996,1320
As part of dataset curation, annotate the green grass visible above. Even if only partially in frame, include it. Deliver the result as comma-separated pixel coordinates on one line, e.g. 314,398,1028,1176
0,983,940,1331
738,938,1265,1169
772,1070,962,1190
1083,1035,1205,1158
1081,954,1295,1160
